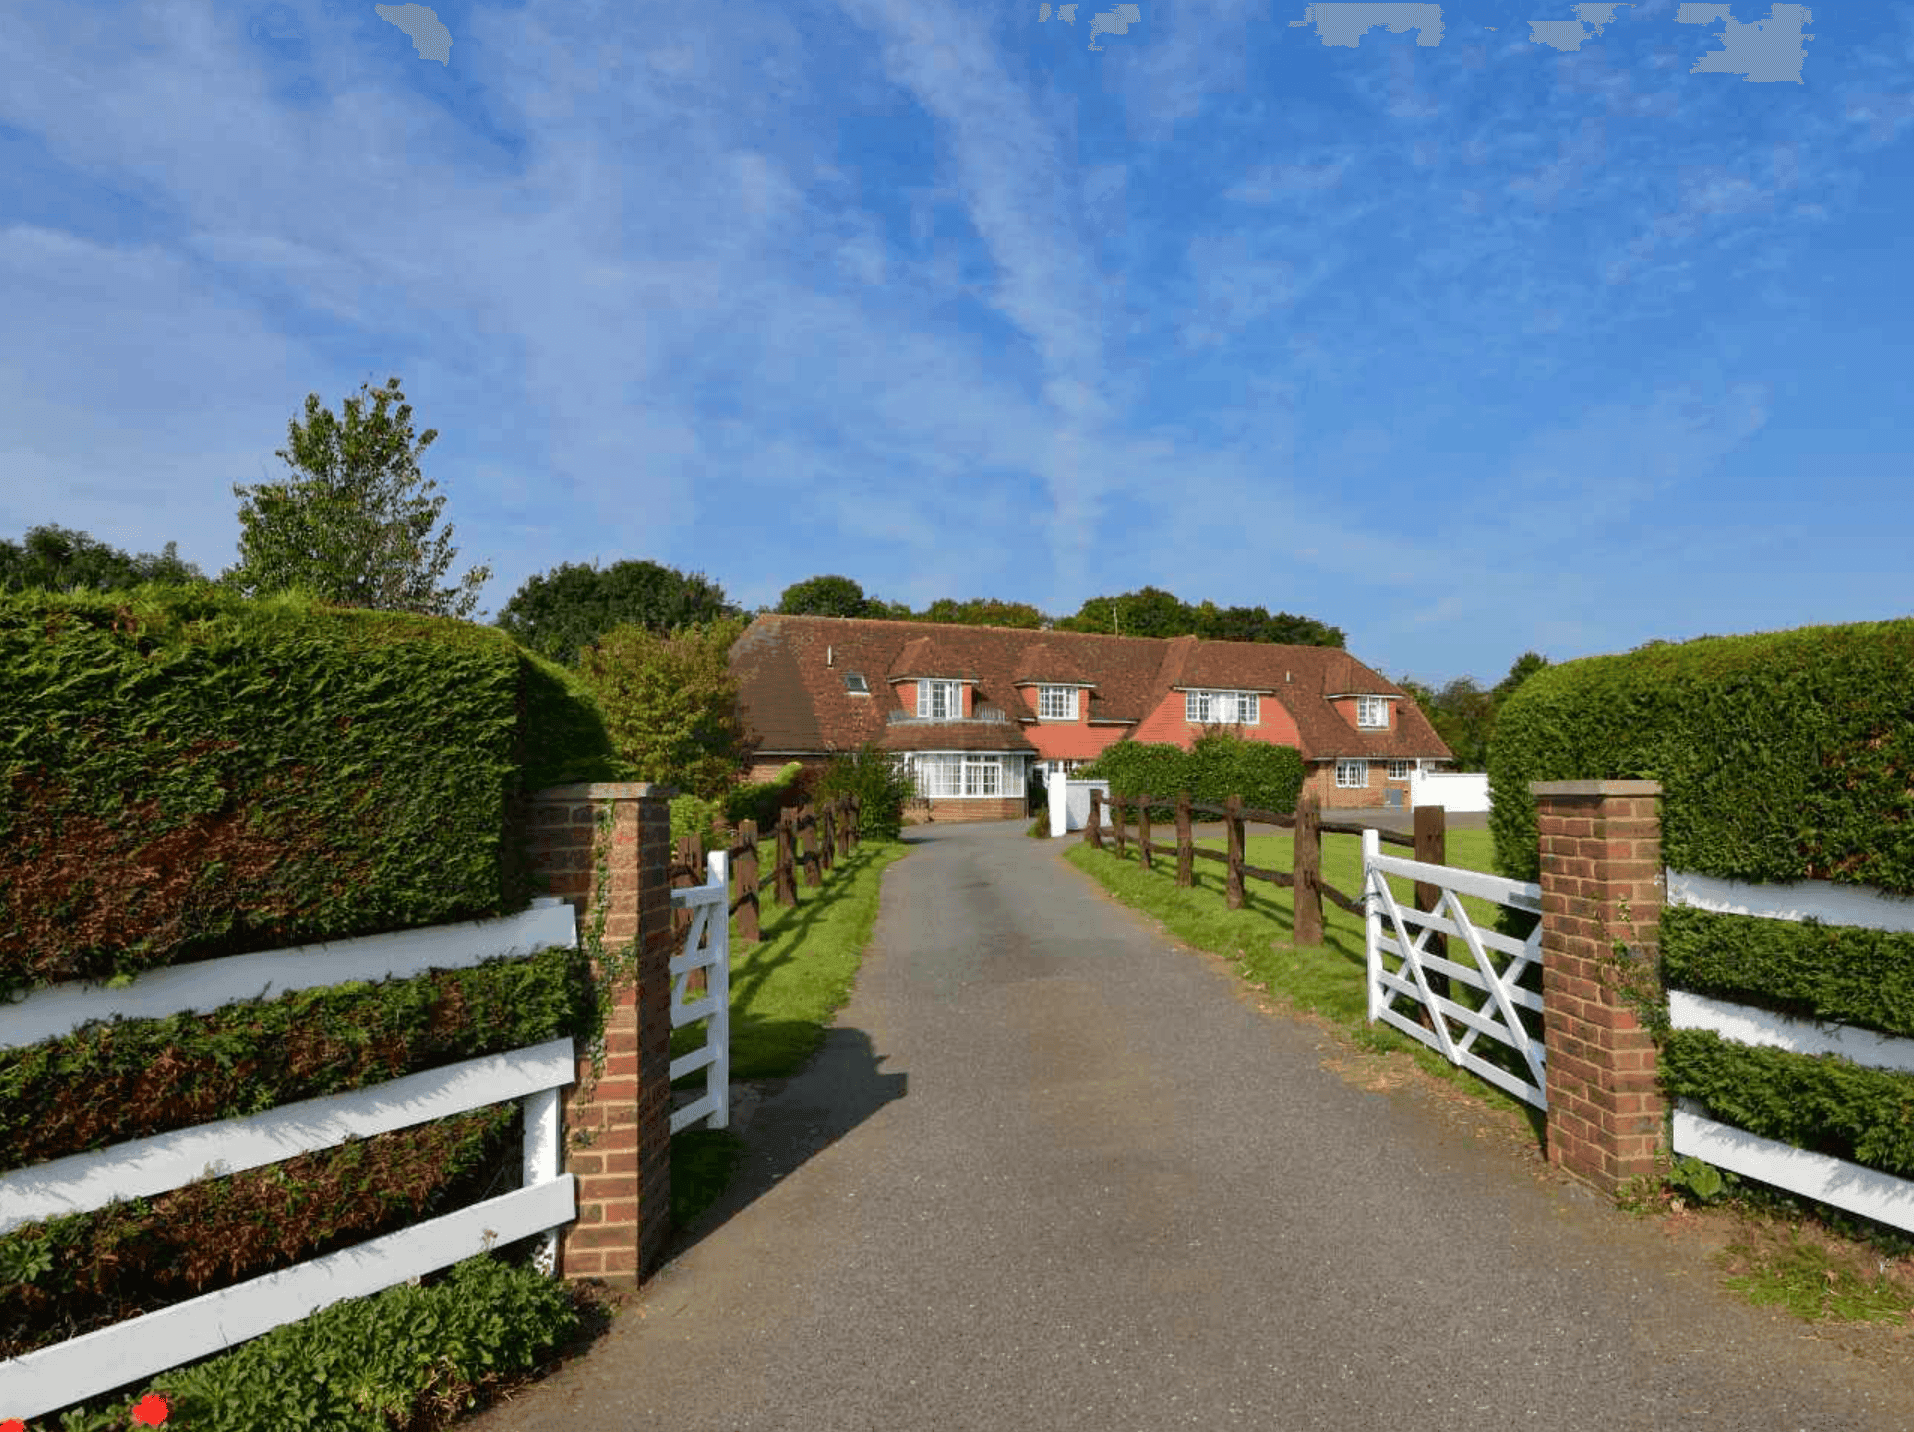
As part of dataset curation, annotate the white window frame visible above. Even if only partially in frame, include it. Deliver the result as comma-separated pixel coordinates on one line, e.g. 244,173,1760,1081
1336,759,1369,789
1356,696,1388,728
1039,686,1079,720
909,752,1021,798
1387,760,1415,779
1184,689,1259,725
917,679,961,719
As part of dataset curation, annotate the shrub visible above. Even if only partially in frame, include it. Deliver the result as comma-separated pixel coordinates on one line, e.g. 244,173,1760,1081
670,792,728,845
1186,729,1305,816
721,761,808,835
814,742,916,841
1076,741,1185,822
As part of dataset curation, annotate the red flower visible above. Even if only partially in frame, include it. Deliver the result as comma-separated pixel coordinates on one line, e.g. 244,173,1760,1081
3,1418,26,1432
131,1395,169,1427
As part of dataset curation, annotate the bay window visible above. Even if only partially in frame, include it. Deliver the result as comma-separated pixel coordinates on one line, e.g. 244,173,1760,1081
906,752,1027,798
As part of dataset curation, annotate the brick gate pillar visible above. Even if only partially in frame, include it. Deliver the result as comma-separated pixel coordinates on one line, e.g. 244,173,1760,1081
521,781,675,1286
1529,779,1667,1194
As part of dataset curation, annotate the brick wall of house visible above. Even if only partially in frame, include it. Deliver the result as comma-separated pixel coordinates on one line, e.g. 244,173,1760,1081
904,796,1028,824
1307,762,1426,809
1126,689,1305,751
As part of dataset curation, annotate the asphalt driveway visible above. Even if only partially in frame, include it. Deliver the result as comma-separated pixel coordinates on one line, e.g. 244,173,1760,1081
470,816,1910,1432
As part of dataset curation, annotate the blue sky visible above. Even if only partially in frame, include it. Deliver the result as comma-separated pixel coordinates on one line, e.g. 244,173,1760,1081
2,1,1905,693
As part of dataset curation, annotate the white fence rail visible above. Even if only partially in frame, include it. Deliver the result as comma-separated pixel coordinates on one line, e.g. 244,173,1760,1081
669,850,731,1134
1362,830,1548,1109
1666,867,1914,1235
0,901,584,1423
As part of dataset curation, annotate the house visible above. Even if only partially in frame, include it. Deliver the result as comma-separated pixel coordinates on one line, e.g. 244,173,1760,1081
726,614,1457,823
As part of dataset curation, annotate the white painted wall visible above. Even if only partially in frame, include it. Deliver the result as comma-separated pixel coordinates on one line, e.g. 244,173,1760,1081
1408,770,1490,812
1053,779,1111,837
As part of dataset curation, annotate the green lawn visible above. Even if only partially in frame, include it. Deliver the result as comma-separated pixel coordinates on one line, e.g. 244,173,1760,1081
1063,823,1546,1131
667,833,913,1226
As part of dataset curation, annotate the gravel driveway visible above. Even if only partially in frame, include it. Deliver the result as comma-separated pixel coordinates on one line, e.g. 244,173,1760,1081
470,816,1910,1432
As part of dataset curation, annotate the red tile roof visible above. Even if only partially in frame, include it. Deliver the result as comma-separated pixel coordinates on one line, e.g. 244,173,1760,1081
727,614,1453,764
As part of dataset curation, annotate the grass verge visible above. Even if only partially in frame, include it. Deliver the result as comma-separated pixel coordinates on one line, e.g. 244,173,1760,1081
1061,823,1546,1138
667,833,912,1227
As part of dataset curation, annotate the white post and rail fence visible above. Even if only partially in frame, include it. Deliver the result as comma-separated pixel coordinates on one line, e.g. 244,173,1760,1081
1357,778,1914,1231
0,782,732,1424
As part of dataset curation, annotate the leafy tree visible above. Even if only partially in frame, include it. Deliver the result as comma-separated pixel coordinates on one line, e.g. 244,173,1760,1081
493,558,741,669
921,597,1045,629
570,614,758,801
1052,588,1344,646
0,524,213,595
1492,651,1551,705
218,376,493,620
776,575,874,619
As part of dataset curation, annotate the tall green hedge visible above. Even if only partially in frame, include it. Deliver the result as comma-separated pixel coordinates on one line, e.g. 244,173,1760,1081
1078,733,1305,823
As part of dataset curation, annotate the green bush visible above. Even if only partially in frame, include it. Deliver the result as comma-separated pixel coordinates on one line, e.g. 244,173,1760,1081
1186,730,1305,816
1077,741,1187,823
1077,734,1305,825
670,793,728,845
814,742,916,841
721,761,805,835
49,1253,578,1432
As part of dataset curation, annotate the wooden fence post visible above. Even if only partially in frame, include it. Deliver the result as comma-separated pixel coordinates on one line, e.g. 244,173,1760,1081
1412,803,1449,972
821,800,836,872
1113,792,1127,858
1088,789,1104,849
672,832,708,994
1137,792,1154,872
1292,788,1322,944
1225,794,1245,910
776,808,797,906
800,803,821,888
1175,791,1193,888
736,819,760,943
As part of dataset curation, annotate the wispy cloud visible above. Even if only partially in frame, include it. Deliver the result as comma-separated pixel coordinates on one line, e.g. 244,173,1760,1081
1,0,1908,691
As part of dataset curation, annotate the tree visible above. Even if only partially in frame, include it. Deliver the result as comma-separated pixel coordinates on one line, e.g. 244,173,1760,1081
1492,651,1551,705
1052,588,1345,646
1055,586,1190,638
218,376,493,620
493,557,742,669
0,524,211,595
776,574,875,618
921,597,1046,629
570,614,758,801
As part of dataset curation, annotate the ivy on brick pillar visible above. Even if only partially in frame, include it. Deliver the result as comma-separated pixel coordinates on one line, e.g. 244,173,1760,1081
521,782,676,1287
1529,779,1667,1194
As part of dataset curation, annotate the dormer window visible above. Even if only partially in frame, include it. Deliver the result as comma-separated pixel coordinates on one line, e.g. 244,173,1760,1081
1185,689,1259,725
917,679,961,718
842,672,869,694
1356,696,1389,728
1039,686,1079,720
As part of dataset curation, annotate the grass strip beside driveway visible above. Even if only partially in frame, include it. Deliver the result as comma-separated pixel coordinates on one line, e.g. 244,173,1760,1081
668,834,912,1226
1061,825,1547,1134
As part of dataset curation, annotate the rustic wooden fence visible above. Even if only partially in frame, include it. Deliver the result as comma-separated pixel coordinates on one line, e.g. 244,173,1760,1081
666,795,862,989
1085,787,1449,952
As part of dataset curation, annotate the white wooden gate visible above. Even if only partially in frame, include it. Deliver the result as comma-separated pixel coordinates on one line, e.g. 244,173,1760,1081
1361,829,1549,1110
669,849,731,1133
